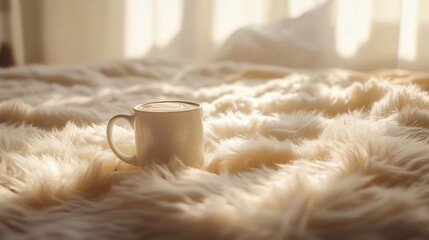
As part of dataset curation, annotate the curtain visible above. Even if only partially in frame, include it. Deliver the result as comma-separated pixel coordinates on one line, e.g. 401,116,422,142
0,0,15,66
4,0,429,71
215,0,429,71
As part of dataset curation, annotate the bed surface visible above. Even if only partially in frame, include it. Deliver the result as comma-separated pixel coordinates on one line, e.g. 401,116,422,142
1,59,429,239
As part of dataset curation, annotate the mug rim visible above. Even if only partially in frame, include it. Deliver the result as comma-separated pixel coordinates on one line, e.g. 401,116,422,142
133,100,201,113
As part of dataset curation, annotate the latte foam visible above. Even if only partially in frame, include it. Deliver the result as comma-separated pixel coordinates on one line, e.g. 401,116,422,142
136,101,199,112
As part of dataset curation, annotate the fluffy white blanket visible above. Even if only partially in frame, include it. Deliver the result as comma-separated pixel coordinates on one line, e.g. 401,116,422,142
1,59,429,239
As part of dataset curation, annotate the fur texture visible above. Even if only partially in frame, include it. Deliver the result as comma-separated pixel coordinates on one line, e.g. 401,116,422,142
0,60,429,239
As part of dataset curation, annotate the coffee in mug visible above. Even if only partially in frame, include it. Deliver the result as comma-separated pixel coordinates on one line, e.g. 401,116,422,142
106,100,204,168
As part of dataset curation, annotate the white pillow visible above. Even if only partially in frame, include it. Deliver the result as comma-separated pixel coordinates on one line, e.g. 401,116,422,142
214,1,333,68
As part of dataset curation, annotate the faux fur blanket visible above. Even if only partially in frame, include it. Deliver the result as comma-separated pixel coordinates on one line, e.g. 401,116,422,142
1,59,429,239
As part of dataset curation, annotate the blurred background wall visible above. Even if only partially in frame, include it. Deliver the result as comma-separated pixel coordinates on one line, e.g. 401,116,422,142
1,0,428,70
0,0,328,65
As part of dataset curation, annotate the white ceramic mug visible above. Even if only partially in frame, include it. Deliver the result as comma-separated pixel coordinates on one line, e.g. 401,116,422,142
106,100,204,168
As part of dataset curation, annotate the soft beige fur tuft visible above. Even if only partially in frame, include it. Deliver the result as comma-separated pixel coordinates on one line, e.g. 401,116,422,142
1,60,429,239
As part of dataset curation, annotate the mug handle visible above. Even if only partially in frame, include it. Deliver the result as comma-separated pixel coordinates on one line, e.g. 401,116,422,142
106,114,137,165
